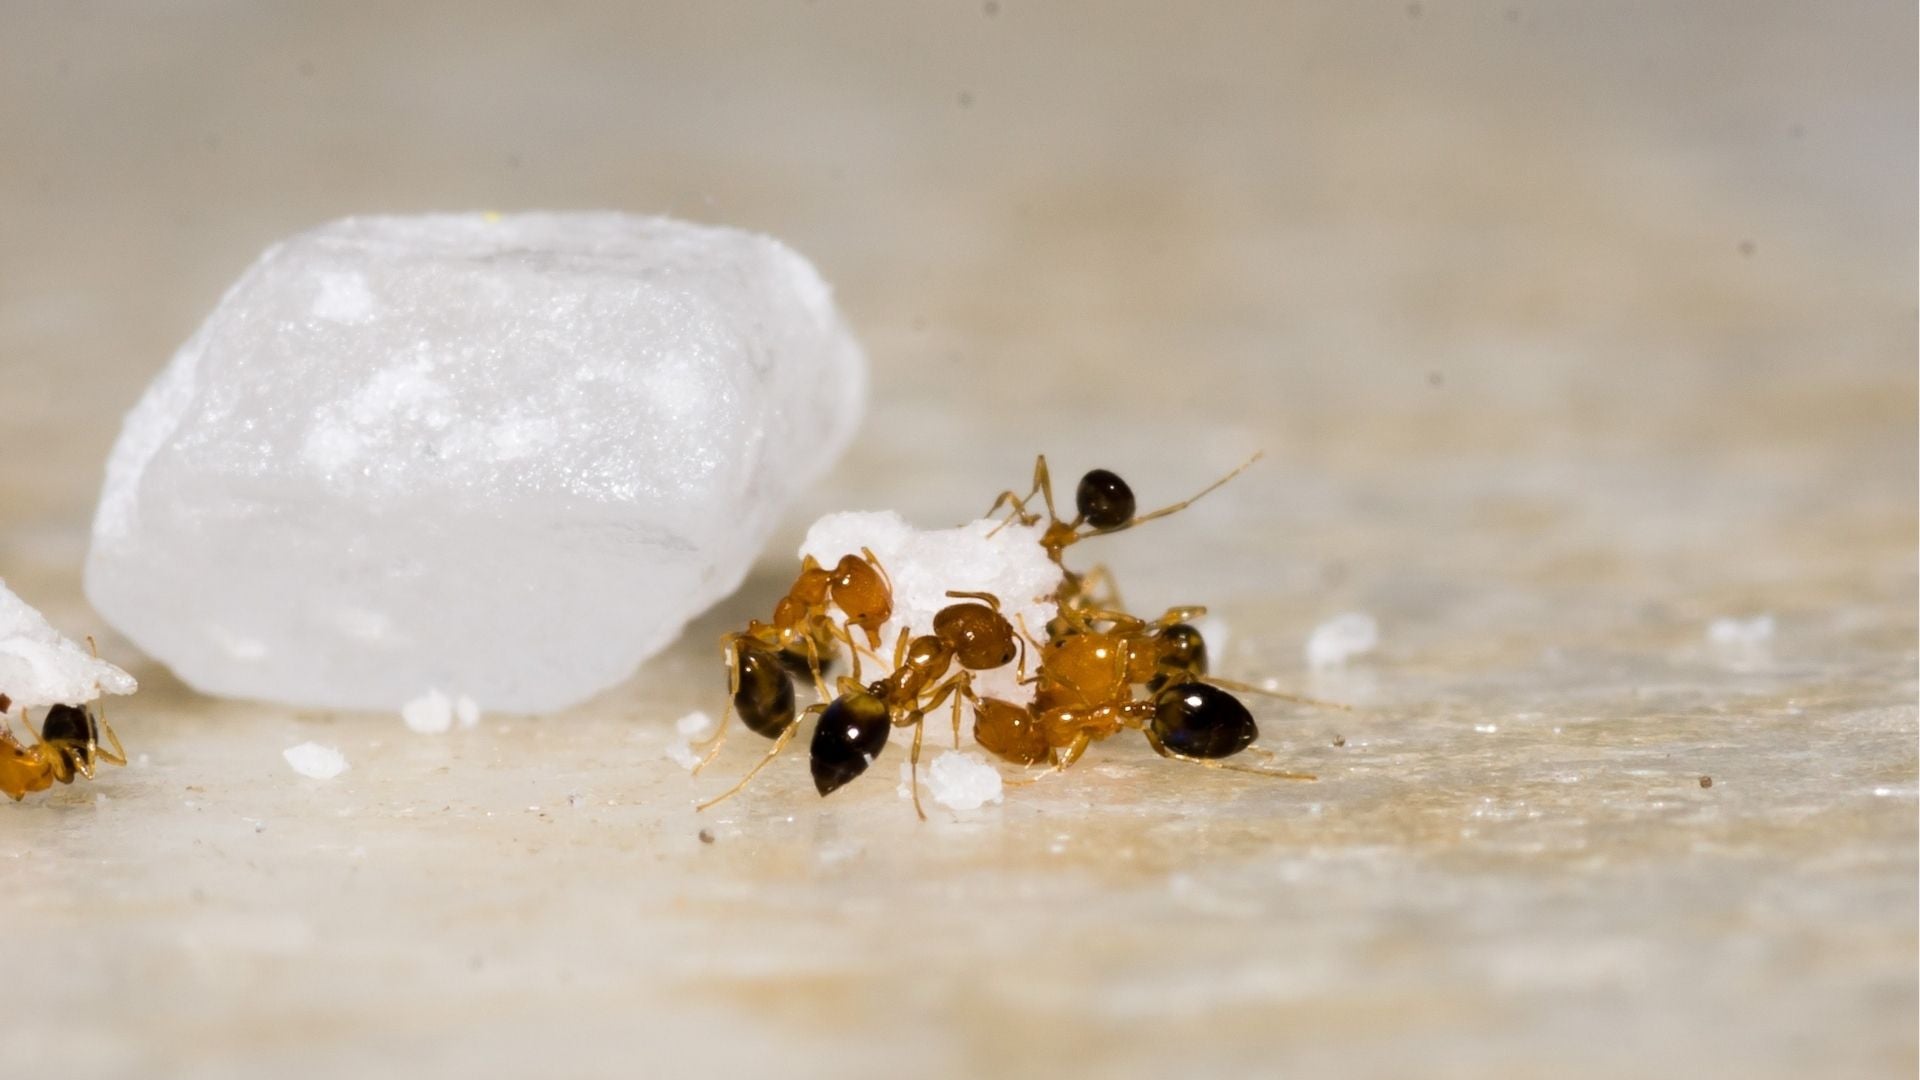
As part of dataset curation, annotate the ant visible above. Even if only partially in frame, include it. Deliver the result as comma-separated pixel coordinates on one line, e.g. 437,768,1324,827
1,642,129,802
985,453,1262,609
974,615,1333,780
695,548,894,772
699,591,1025,819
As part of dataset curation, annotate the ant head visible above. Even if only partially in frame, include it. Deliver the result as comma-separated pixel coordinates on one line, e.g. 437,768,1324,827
1074,469,1136,529
1157,623,1209,672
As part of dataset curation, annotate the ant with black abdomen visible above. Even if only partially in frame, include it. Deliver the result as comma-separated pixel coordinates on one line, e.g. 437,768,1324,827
985,453,1262,610
1,640,129,803
973,613,1339,780
694,548,894,773
699,590,1026,819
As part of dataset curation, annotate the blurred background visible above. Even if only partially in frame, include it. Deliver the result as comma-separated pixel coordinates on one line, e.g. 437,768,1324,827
1,3,1913,1078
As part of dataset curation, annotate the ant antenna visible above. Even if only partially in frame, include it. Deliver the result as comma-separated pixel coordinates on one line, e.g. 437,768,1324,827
1094,451,1265,535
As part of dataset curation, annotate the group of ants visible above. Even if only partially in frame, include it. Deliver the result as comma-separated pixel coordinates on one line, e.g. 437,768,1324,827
0,455,1344,815
699,454,1346,819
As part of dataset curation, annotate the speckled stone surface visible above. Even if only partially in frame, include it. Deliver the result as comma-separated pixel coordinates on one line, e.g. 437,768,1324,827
0,4,1912,1078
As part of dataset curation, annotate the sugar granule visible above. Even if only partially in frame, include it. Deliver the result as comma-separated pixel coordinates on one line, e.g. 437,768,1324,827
800,511,1062,715
676,710,715,739
401,688,454,734
1306,612,1379,669
898,751,1004,811
283,742,349,780
0,578,138,710
1707,614,1774,647
454,695,482,728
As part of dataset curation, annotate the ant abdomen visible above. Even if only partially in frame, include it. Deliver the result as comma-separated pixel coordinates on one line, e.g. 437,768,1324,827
732,641,797,738
39,703,93,745
1075,469,1137,529
810,688,892,795
1151,682,1257,759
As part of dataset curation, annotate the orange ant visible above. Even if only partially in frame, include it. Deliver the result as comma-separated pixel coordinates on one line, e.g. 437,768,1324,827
985,453,1262,609
1,642,129,802
974,613,1335,779
695,548,894,772
699,591,1026,819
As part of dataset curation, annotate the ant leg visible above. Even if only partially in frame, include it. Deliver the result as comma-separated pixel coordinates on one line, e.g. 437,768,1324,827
691,717,731,776
987,454,1056,526
904,711,927,821
1058,605,1146,633
693,637,745,775
951,681,965,749
861,547,894,599
1030,455,1060,521
801,635,834,701
891,626,912,671
696,703,825,812
1150,605,1207,629
95,718,127,767
1200,676,1353,712
984,490,1042,534
1049,731,1094,773
1143,728,1316,780
1073,565,1126,611
1093,451,1264,535
1013,613,1046,653
821,629,849,690
942,590,1001,610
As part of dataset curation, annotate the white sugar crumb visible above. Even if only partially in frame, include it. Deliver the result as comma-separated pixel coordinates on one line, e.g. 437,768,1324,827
665,710,715,770
664,739,702,771
899,751,1005,810
0,578,137,710
676,710,716,739
400,688,454,734
1707,614,1774,646
800,511,1062,716
1306,612,1379,670
283,742,349,780
454,695,481,728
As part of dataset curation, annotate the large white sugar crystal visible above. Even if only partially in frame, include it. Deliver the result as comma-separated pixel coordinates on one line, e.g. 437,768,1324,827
799,511,1062,715
0,579,137,711
86,213,864,712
